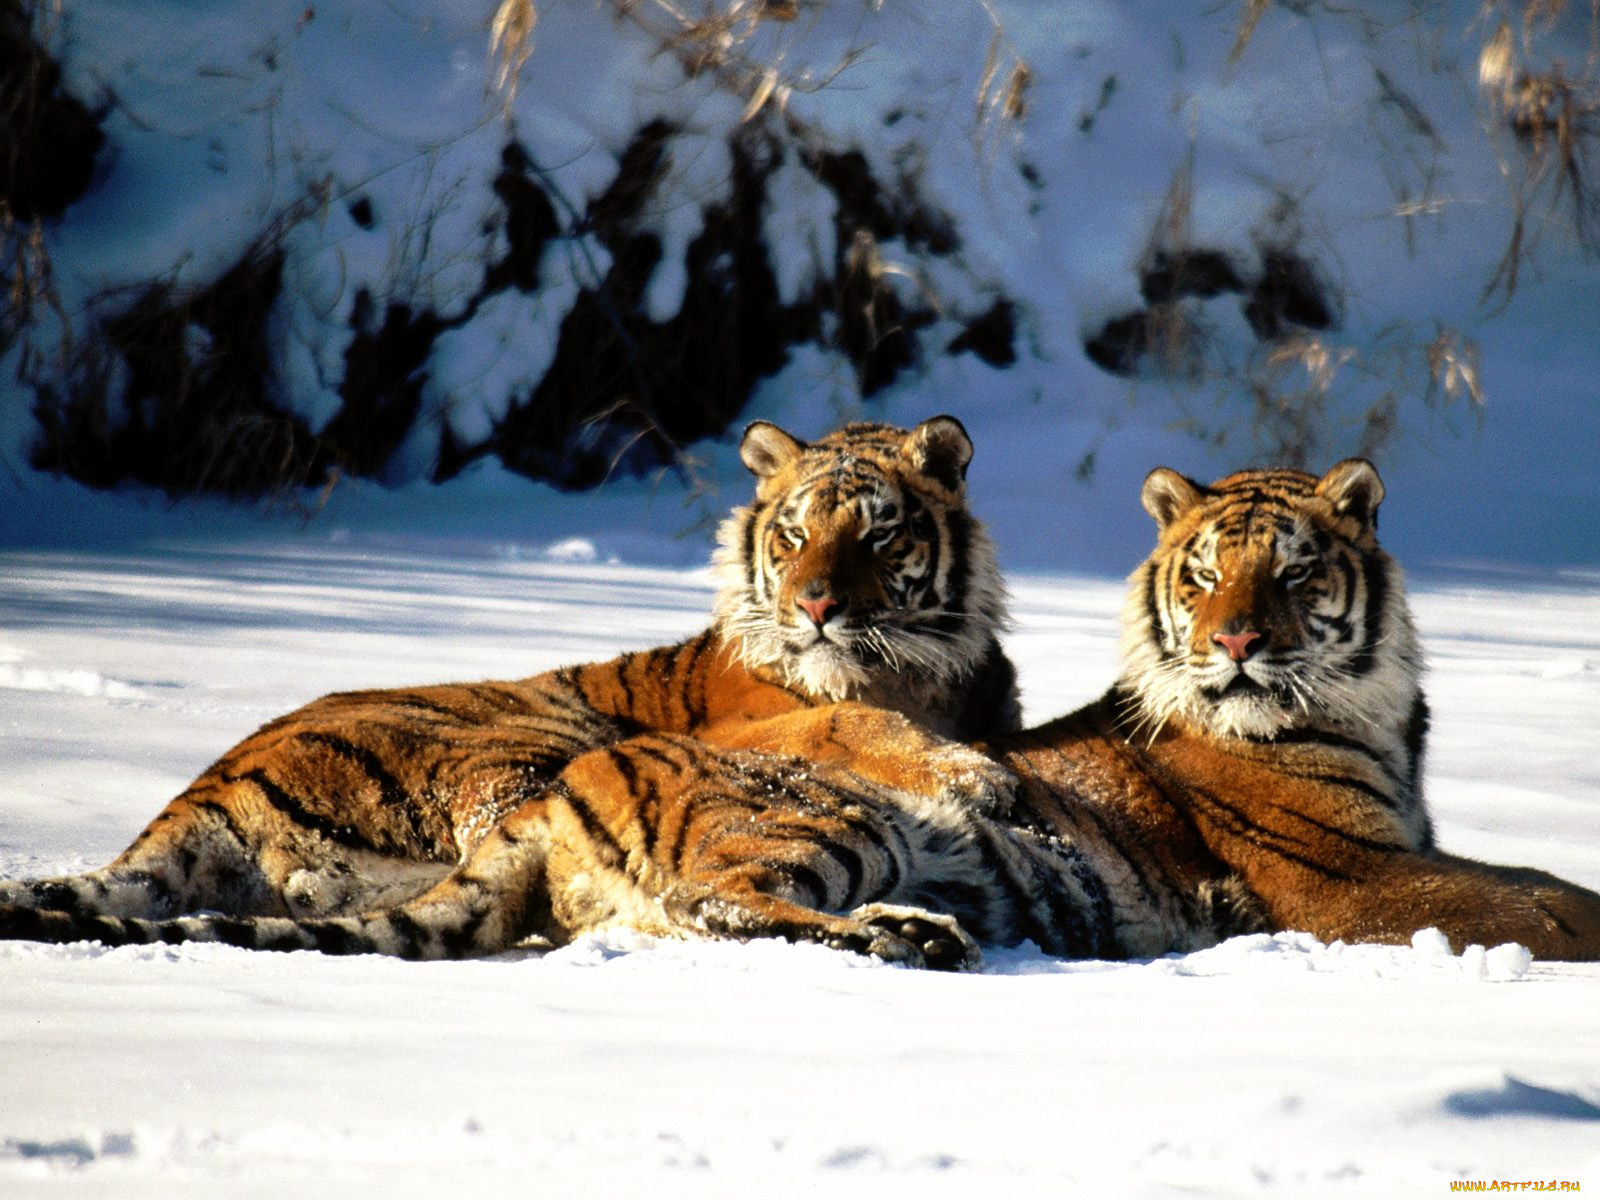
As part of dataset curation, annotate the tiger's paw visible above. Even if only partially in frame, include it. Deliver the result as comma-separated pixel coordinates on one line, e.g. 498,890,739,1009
851,903,982,972
921,742,1017,817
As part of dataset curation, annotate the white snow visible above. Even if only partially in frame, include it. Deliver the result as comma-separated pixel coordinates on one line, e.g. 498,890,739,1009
0,663,139,700
1,543,1597,1196
2,0,1599,1193
6,0,1600,573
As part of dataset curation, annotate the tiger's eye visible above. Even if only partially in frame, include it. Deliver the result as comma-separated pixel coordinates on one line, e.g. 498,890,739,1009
1189,566,1219,589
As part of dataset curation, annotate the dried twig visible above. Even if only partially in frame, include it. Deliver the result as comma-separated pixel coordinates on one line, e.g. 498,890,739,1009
489,0,538,105
1476,0,1600,302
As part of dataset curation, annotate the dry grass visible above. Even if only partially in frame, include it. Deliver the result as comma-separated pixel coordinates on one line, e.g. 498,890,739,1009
2,0,100,358
480,0,1008,471
489,0,537,104
1227,2,1600,303
1227,0,1435,64
1476,0,1600,301
1082,144,1481,468
489,0,820,122
1423,325,1485,409
29,241,333,499
2,205,57,359
1240,325,1484,466
1129,150,1211,380
975,3,1032,130
1229,0,1272,66
490,0,1032,138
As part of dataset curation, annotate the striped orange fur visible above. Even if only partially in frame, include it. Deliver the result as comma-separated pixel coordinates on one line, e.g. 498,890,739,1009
8,459,1596,966
0,417,1019,944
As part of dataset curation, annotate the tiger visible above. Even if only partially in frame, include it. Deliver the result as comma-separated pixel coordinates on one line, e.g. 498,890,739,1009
0,718,1073,970
1081,459,1600,958
10,459,1598,966
0,416,1021,939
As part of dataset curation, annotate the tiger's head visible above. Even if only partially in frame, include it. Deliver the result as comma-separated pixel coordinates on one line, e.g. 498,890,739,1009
713,416,1009,704
1119,460,1423,742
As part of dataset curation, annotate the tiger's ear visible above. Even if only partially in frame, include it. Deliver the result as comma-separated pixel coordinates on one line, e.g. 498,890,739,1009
1315,458,1384,531
1140,467,1207,530
903,415,973,492
739,422,806,478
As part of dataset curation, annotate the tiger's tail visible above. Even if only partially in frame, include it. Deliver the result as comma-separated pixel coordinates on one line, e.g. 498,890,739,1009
0,902,431,957
0,872,176,921
0,785,282,921
0,811,560,959
0,859,551,959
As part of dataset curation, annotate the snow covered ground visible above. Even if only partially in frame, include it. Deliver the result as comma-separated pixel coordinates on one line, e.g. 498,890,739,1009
4,0,1599,1192
2,539,1598,1197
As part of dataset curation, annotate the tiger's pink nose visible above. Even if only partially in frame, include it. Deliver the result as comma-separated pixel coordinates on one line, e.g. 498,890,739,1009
797,595,840,627
1213,630,1262,662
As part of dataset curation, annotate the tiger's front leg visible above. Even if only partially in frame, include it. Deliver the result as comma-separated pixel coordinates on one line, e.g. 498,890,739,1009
702,703,1017,817
663,882,982,971
546,733,985,969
